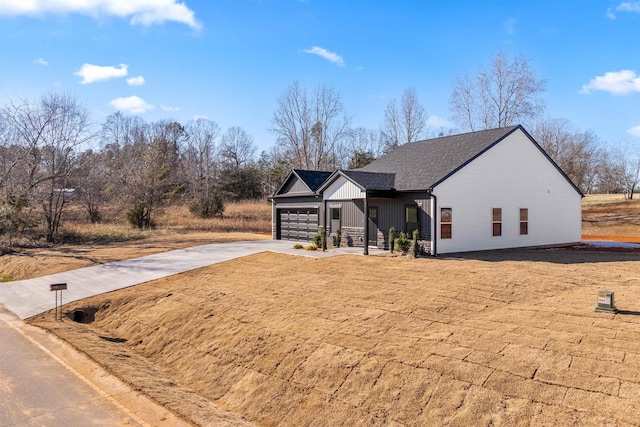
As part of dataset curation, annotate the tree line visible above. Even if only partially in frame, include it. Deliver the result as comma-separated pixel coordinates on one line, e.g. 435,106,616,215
1,51,638,244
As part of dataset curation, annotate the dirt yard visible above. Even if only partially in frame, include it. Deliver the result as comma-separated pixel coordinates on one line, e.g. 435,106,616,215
29,247,640,426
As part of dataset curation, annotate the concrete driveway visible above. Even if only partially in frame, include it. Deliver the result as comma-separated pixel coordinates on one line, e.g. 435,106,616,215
0,239,382,319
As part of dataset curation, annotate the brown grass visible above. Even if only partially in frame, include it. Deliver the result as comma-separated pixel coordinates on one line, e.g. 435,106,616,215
30,249,640,426
582,194,640,241
154,200,272,233
1,199,271,248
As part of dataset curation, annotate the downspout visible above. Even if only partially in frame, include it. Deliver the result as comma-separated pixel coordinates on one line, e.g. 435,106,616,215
428,190,437,257
363,191,369,255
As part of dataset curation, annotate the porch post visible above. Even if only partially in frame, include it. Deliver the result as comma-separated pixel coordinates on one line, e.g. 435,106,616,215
323,199,328,245
363,191,369,255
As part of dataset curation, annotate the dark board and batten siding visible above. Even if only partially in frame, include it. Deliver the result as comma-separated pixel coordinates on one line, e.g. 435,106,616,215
325,193,432,249
281,176,312,194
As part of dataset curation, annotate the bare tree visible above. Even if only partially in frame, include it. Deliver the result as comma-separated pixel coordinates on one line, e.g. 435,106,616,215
600,142,640,199
258,146,294,196
381,88,428,152
381,100,401,152
531,118,601,193
2,93,92,242
127,120,186,228
401,88,428,144
220,126,256,169
101,111,148,205
450,51,546,131
345,127,383,168
72,149,108,223
271,81,351,170
182,118,222,217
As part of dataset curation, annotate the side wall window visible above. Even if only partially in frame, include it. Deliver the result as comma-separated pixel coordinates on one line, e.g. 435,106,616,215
441,208,452,239
492,208,502,237
520,208,528,235
405,205,419,236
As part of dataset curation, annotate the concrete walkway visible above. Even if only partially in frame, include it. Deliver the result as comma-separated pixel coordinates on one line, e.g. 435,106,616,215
0,239,384,319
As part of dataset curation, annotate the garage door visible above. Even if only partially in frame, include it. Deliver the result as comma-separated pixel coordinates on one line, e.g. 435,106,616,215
279,208,319,241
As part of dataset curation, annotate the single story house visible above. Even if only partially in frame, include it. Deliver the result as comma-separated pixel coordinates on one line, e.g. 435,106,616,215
270,125,583,255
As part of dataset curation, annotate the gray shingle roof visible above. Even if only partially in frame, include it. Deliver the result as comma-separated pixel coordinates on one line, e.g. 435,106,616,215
341,170,396,191
359,126,520,190
294,169,332,192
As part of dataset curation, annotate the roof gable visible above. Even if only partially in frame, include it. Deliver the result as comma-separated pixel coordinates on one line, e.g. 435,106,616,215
272,169,332,197
360,126,520,191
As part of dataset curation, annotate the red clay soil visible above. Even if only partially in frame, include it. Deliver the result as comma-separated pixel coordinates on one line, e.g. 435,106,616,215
582,234,640,244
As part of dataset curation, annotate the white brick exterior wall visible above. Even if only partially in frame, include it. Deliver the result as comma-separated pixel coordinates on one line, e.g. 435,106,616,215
433,129,582,254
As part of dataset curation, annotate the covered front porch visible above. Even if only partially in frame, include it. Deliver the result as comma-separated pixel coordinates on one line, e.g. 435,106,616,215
318,170,433,255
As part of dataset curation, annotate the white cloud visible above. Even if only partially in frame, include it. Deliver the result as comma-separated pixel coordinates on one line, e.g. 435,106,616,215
580,70,640,95
109,95,154,113
34,57,48,66
192,114,208,120
0,0,201,30
160,104,180,112
75,63,128,84
126,75,145,86
607,2,640,19
303,46,345,67
503,18,517,35
427,115,453,129
627,125,640,136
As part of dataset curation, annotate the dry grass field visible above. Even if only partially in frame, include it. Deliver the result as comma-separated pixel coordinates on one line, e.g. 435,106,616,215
4,194,640,426
582,194,640,242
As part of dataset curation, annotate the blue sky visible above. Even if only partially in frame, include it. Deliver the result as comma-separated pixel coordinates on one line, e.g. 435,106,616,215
1,0,639,153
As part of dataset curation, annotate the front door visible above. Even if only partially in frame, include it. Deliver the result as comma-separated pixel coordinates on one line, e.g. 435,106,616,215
368,207,378,246
330,207,341,234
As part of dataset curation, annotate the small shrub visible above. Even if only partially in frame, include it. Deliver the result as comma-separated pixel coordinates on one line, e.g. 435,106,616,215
389,227,396,253
305,244,318,251
0,272,13,282
312,232,322,247
188,195,224,219
395,232,411,254
293,243,304,249
126,204,154,229
335,229,342,248
411,228,420,258
87,209,102,224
